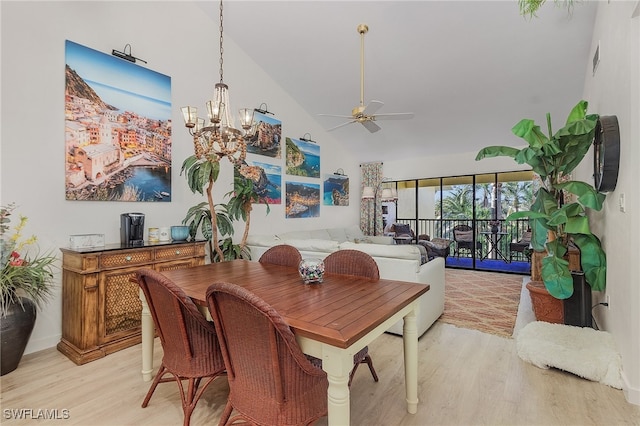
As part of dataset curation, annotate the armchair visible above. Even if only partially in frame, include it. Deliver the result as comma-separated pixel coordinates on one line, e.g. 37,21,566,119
453,224,481,258
509,230,532,261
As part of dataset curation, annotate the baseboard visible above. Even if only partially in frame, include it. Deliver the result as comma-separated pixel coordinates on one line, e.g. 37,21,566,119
24,334,61,355
622,371,640,406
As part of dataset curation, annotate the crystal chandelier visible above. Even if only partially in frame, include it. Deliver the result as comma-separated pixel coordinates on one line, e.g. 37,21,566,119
181,0,255,165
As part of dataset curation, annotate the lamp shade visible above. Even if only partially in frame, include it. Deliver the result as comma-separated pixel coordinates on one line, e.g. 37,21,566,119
361,186,375,199
381,188,393,201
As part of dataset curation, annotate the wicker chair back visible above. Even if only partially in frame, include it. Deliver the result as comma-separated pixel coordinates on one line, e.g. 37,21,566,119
206,282,328,426
258,244,302,268
136,268,226,426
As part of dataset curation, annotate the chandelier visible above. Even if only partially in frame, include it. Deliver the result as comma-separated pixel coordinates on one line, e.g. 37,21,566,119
181,0,255,165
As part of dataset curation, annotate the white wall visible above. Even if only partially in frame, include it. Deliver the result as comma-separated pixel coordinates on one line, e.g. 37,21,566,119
579,0,640,405
385,2,640,405
0,1,359,354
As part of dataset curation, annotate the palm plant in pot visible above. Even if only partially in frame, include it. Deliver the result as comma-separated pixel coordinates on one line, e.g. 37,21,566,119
476,100,606,326
1,203,57,375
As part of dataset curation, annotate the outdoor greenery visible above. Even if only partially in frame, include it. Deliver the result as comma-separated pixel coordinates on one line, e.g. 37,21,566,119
437,182,534,221
476,100,605,299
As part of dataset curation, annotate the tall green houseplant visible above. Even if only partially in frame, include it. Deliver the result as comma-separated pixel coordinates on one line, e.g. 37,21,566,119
476,100,606,299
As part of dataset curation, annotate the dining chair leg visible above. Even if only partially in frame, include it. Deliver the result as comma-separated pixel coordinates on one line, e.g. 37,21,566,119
364,354,379,382
348,354,378,386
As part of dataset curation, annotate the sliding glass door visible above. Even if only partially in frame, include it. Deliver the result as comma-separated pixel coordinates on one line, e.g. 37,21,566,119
393,170,534,273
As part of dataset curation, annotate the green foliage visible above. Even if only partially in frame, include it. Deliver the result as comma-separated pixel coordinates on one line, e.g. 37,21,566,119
518,0,575,19
476,100,606,299
1,203,57,317
181,155,270,262
181,155,220,195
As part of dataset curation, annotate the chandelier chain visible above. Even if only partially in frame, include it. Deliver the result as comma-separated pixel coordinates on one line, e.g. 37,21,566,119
219,0,224,83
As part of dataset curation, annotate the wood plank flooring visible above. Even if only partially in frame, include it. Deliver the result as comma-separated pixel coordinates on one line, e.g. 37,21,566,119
1,321,638,425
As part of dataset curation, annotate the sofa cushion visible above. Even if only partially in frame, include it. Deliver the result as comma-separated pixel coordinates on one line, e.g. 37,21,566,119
345,225,365,242
277,230,312,240
282,238,340,253
246,234,280,247
326,227,349,243
309,229,332,240
339,241,422,261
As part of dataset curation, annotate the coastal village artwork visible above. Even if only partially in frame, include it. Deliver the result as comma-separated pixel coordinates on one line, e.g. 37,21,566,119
64,40,172,202
285,182,320,218
235,160,282,204
285,137,320,178
323,173,349,206
246,112,282,158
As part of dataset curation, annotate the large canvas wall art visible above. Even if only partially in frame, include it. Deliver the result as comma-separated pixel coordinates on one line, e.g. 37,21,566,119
285,137,320,178
285,182,320,218
246,112,282,158
323,173,349,206
236,160,282,204
64,40,172,202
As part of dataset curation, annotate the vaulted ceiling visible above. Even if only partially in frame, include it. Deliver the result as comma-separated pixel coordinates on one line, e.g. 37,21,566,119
202,1,598,163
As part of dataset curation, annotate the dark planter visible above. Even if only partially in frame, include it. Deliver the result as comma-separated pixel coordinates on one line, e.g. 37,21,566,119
1,297,37,376
563,271,592,327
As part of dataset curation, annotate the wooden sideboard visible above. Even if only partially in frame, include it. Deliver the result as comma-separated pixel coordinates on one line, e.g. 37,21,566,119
58,240,206,365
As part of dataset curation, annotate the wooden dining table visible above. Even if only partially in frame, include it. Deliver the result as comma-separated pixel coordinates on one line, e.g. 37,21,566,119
138,259,429,425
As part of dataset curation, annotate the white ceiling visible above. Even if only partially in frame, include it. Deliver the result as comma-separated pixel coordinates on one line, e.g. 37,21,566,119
202,1,598,163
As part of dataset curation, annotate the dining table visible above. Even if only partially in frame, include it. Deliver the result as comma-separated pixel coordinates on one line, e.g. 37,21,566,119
138,259,429,426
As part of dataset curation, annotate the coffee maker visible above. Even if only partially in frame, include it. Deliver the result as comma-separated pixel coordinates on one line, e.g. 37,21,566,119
120,213,145,246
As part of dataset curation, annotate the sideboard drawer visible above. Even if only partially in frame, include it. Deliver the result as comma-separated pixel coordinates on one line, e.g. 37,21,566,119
156,244,199,261
100,250,154,269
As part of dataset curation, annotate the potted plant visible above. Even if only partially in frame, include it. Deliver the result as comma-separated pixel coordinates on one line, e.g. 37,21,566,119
181,157,269,262
475,100,606,325
1,203,57,375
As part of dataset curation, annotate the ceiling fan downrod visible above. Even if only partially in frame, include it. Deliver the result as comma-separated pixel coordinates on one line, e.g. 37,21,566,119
355,23,369,116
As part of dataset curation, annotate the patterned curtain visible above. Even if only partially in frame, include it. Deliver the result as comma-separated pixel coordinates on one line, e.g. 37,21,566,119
360,162,383,236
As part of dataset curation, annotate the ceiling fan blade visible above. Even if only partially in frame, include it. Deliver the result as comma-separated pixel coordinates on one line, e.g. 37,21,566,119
327,120,356,132
362,100,384,116
373,112,414,120
362,120,381,133
318,113,356,119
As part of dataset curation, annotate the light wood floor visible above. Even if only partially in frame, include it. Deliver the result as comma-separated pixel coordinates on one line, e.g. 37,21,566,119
1,321,638,426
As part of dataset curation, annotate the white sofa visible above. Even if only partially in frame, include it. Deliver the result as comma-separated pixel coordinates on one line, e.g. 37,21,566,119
246,225,445,337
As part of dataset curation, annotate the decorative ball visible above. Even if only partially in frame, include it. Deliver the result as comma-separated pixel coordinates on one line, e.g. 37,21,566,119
298,258,325,284
170,226,190,241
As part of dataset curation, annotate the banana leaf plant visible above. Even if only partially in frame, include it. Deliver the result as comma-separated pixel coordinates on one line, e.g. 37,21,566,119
181,155,270,262
476,100,606,299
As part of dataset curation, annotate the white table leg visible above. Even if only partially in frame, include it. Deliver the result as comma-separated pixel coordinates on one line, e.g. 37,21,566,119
321,345,352,426
139,289,154,382
403,308,419,414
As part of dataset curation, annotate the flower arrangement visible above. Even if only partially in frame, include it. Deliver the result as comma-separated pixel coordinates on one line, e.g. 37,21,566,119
1,203,57,317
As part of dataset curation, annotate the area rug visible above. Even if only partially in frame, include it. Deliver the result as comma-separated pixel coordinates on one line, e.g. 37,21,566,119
439,269,525,338
517,321,623,389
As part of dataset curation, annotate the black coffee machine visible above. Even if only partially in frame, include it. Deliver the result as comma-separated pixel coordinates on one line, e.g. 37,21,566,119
120,213,145,246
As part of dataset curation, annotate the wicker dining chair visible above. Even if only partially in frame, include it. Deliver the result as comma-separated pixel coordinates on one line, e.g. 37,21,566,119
206,282,328,426
322,249,380,386
258,244,302,268
136,269,226,426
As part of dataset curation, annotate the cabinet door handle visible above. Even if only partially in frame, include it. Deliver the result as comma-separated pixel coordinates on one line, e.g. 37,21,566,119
175,250,181,255
125,256,132,262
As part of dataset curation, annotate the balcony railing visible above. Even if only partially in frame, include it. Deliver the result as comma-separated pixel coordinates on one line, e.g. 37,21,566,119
393,218,531,263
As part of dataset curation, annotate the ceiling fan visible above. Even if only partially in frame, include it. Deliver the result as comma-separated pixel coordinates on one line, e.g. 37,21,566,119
319,23,414,133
